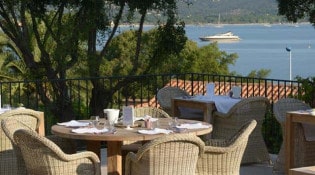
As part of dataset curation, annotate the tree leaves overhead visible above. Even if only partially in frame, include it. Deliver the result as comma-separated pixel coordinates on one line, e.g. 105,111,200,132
0,0,185,120
277,0,314,24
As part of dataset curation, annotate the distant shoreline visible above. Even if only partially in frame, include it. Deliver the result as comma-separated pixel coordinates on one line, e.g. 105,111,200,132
119,22,311,28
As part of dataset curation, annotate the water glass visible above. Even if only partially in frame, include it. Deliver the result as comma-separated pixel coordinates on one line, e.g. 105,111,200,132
168,117,178,128
3,104,11,110
105,119,116,132
152,120,160,129
90,116,99,128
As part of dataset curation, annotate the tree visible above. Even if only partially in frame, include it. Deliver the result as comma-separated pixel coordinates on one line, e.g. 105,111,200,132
277,0,315,107
0,0,186,121
277,0,313,24
102,30,238,76
296,76,315,107
192,43,238,75
247,69,271,79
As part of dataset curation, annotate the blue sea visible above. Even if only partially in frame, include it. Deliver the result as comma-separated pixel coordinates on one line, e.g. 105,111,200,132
184,24,315,80
116,23,315,80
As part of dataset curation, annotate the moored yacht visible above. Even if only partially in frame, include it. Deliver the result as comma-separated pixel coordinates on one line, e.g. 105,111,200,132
199,31,240,42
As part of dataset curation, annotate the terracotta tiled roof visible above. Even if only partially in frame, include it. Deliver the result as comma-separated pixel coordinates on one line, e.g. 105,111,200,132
140,79,299,107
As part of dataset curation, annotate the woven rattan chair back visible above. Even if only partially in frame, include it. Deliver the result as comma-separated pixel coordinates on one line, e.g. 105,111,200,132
0,108,42,175
121,107,170,173
274,98,310,124
212,96,270,164
196,120,257,175
273,98,313,173
134,107,170,118
125,133,204,175
156,86,189,115
13,129,101,175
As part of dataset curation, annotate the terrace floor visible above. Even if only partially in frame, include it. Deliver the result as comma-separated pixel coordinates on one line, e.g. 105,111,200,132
100,149,285,175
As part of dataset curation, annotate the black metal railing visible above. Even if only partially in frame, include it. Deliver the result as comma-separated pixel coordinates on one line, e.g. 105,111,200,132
0,73,302,153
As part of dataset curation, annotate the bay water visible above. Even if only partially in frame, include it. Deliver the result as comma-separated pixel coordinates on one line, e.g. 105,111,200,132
116,23,315,80
185,24,315,80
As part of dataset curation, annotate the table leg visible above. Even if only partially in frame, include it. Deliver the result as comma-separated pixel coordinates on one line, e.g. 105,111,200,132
107,141,123,175
203,103,215,140
285,113,294,174
172,99,180,117
204,103,215,124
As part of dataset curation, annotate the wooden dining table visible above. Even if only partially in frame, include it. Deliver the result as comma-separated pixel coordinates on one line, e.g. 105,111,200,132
172,95,241,124
285,111,315,174
51,118,212,175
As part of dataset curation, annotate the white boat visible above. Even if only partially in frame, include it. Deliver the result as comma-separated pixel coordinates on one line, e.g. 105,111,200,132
199,31,240,42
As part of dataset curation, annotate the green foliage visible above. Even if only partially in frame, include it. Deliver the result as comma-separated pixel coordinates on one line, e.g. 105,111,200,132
247,69,271,79
0,33,30,80
102,28,238,76
0,0,279,122
188,42,238,75
102,31,137,76
0,0,185,120
277,0,313,24
296,76,315,107
263,109,282,154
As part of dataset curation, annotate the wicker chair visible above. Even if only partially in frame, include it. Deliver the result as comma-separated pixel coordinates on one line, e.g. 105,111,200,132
134,106,170,119
125,133,205,175
273,98,315,173
0,108,76,175
13,128,101,175
212,96,270,164
157,86,190,115
157,86,203,119
196,120,257,175
121,107,171,172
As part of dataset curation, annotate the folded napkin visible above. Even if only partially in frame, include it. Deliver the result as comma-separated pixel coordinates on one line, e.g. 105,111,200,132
57,120,90,127
147,118,158,122
176,123,211,129
135,116,159,122
71,127,109,134
138,128,173,135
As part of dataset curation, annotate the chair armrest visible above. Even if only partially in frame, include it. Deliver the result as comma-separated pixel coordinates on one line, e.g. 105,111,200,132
63,151,100,163
204,138,245,153
204,139,231,153
125,152,137,175
61,151,101,175
126,152,137,162
38,136,99,164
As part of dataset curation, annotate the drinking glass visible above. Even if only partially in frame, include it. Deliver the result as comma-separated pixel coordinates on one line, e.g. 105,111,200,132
168,117,178,128
90,116,99,128
3,104,11,110
151,120,160,129
104,118,116,132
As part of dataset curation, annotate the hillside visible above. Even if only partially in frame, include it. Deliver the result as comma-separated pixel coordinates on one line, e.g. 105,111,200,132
176,0,285,24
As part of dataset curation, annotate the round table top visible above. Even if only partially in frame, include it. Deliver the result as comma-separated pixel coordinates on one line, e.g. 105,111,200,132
51,118,212,142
